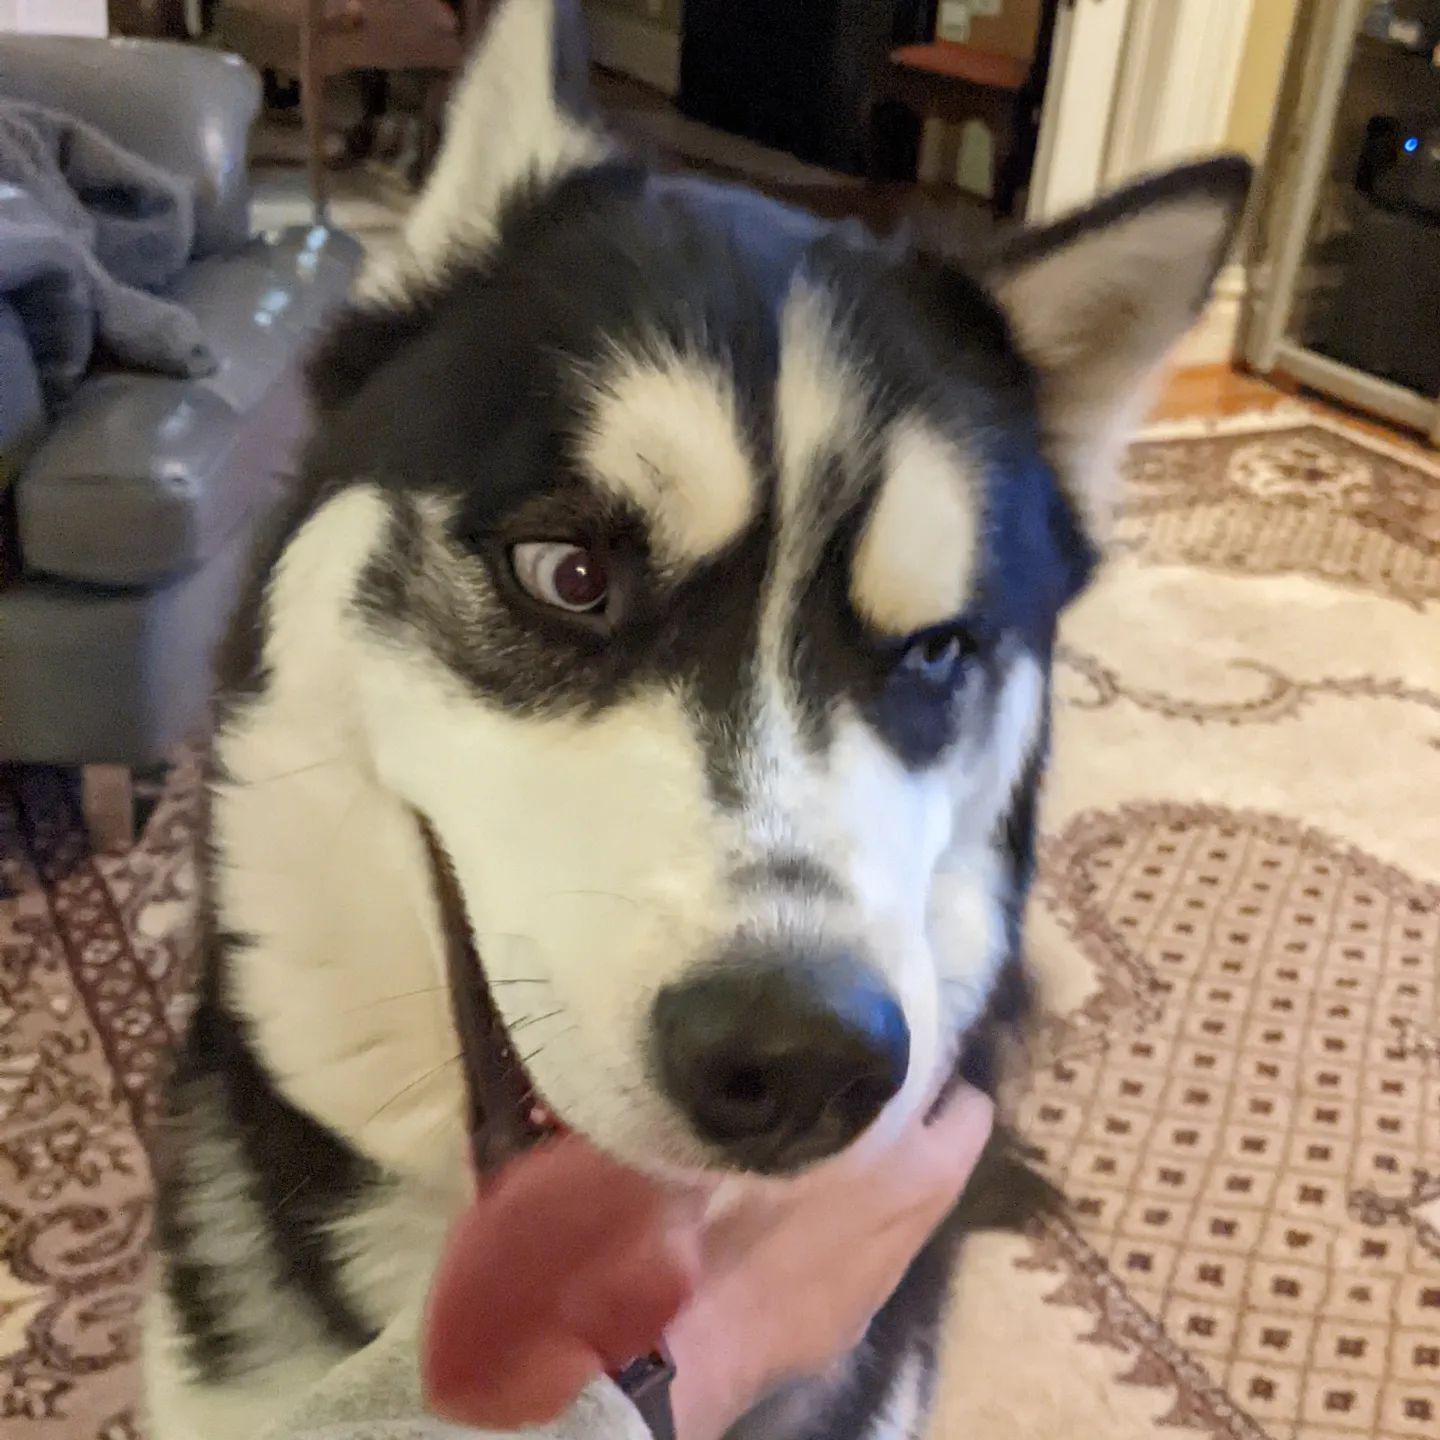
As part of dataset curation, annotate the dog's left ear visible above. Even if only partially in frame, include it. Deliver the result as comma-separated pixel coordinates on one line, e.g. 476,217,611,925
985,157,1251,542
359,0,608,301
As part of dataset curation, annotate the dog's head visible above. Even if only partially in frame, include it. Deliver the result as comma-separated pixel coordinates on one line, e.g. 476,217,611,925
239,0,1247,1180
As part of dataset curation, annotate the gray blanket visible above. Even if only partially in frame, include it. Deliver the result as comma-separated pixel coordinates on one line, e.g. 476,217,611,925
0,99,216,405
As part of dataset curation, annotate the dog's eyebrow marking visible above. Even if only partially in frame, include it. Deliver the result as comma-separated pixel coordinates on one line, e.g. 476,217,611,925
577,348,757,565
761,281,874,714
852,418,980,636
730,853,846,900
775,282,868,523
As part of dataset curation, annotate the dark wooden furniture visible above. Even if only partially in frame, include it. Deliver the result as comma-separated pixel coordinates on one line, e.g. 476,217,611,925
870,0,1063,216
215,0,485,220
108,0,189,36
679,0,932,176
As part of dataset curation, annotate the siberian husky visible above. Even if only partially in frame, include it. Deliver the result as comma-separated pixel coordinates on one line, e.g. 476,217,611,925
143,4,1249,1438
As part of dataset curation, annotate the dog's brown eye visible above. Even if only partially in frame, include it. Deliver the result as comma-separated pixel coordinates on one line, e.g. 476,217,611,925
512,542,609,613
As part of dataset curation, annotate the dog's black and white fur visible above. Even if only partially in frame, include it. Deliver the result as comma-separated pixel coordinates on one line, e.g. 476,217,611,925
143,4,1249,1437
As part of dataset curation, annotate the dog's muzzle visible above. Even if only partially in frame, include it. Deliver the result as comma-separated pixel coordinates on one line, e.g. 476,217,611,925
420,810,910,1177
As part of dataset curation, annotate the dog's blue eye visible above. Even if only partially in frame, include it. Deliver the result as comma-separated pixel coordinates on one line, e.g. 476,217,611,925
512,542,609,614
898,630,970,686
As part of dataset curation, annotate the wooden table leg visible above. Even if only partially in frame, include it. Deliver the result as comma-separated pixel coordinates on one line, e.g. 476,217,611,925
301,0,330,224
81,765,136,854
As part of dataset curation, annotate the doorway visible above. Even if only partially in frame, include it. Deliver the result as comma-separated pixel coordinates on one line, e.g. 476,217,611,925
587,0,1255,230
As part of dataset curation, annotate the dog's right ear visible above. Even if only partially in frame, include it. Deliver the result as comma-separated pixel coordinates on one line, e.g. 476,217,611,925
981,157,1251,545
357,0,609,303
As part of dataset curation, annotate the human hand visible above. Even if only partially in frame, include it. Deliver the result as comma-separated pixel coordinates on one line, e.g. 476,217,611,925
668,1085,995,1440
420,1086,993,1439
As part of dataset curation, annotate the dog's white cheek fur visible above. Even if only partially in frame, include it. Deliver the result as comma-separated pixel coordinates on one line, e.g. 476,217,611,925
216,488,468,1187
931,654,1047,1039
802,714,952,1145
355,652,741,1168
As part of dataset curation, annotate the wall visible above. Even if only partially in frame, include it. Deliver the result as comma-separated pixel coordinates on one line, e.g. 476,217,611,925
584,0,682,93
588,0,680,35
0,0,107,32
1224,0,1302,159
939,0,1041,58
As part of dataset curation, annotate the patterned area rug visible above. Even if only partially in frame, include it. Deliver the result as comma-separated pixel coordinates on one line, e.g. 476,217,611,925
2,407,1438,1440
0,765,198,1438
941,408,1440,1440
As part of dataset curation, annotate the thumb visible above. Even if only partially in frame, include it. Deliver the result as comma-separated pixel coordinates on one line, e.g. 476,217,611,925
914,1085,996,1185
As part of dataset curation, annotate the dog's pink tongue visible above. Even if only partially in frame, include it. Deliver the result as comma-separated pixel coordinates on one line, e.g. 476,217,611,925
422,1135,699,1431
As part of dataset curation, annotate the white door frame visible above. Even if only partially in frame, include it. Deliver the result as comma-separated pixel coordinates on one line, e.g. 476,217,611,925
1030,0,1257,364
1031,0,1256,221
1107,0,1256,184
1028,0,1137,220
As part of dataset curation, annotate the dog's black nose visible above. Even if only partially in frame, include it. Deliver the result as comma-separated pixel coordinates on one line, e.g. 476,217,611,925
652,953,910,1172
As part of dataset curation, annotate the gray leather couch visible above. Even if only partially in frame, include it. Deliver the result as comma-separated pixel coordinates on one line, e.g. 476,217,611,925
0,35,361,847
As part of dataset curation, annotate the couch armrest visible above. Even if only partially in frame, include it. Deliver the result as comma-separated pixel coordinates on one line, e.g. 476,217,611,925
0,35,261,259
16,376,249,588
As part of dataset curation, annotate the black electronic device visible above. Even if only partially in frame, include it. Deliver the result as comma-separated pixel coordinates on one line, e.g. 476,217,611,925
677,0,932,174
1360,114,1440,219
1319,197,1440,395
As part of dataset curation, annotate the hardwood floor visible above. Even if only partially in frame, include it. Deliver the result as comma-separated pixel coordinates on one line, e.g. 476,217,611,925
1155,363,1434,455
594,67,998,247
1152,364,1291,422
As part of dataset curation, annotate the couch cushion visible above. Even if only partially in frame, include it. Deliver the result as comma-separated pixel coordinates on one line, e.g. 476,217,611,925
15,225,360,587
16,377,247,587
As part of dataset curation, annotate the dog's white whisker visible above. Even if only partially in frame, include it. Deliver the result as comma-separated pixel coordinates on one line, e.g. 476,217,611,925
543,888,643,910
362,1052,462,1128
335,985,447,1018
508,1008,566,1034
231,757,347,788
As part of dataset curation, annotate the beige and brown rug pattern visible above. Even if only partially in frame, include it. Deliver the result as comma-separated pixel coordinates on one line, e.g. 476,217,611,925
937,407,1440,1440
1,762,198,1438
1115,412,1440,608
3,408,1439,1440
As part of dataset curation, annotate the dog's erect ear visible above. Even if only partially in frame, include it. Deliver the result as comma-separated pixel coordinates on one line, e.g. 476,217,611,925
358,0,608,301
985,157,1251,541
